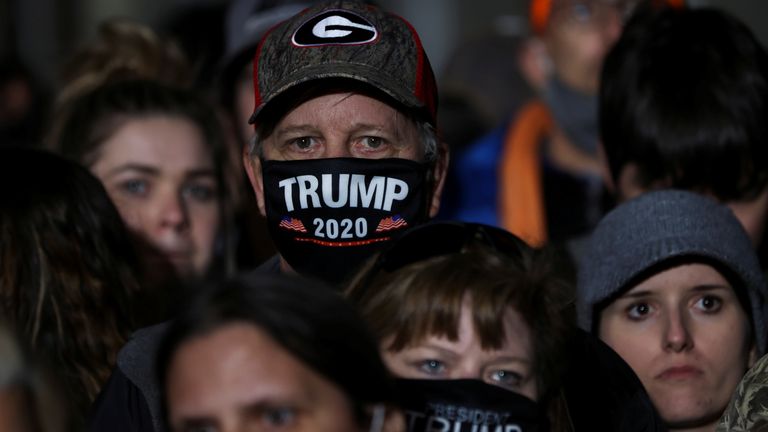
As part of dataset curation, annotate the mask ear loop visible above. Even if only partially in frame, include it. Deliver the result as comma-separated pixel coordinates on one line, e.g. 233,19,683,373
369,404,387,432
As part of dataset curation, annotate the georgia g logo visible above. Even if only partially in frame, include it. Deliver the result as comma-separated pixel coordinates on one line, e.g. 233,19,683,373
292,10,378,46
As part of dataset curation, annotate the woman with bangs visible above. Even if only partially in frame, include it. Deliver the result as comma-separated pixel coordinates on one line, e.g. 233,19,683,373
351,241,561,401
347,221,664,432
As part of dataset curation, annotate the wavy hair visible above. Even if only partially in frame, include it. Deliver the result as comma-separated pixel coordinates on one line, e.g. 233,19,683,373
0,148,141,426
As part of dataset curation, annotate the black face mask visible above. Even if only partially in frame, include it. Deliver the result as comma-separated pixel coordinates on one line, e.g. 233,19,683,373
260,157,430,284
395,379,549,432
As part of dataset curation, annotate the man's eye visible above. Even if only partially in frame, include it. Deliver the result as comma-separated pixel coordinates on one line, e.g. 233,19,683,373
291,137,315,150
489,370,523,388
119,179,148,196
417,359,446,375
626,302,653,320
695,295,723,314
261,407,296,427
363,136,385,149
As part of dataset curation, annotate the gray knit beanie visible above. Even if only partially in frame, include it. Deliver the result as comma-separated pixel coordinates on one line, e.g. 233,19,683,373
577,189,768,355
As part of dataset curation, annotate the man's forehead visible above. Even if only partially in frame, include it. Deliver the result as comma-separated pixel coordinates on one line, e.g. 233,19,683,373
258,79,416,133
274,91,416,135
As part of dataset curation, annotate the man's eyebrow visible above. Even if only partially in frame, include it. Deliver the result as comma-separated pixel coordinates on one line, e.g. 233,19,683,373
273,125,318,137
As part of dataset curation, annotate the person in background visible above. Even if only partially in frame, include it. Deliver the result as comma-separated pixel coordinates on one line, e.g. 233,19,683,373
55,19,191,106
598,6,768,270
348,221,665,431
215,0,315,269
718,352,768,431
54,79,232,294
0,148,142,428
0,54,49,148
446,0,682,255
218,0,313,149
47,19,192,147
158,273,404,432
578,190,768,432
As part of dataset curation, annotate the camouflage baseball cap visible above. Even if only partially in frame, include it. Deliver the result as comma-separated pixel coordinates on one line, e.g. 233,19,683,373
248,0,437,126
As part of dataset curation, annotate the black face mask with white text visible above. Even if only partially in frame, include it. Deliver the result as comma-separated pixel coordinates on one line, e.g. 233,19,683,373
260,157,430,285
395,379,549,432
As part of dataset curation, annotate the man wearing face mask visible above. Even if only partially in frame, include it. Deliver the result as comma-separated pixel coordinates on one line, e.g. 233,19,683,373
242,0,447,285
88,2,447,431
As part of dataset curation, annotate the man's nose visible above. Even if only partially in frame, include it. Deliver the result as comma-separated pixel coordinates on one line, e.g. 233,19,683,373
323,137,353,158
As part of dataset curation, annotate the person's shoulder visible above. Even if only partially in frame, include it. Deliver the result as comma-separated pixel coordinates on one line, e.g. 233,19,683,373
118,322,171,371
89,322,170,432
87,366,154,432
247,254,282,276
717,354,768,431
114,321,172,432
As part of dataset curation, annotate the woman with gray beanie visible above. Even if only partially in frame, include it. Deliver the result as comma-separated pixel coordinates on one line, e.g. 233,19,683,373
577,189,768,432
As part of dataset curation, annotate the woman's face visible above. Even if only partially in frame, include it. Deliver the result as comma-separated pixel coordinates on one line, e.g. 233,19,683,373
166,323,363,432
599,263,755,429
382,299,538,401
91,116,220,280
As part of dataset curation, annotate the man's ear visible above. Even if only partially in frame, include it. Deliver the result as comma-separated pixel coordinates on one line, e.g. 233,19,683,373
428,140,450,218
243,151,266,217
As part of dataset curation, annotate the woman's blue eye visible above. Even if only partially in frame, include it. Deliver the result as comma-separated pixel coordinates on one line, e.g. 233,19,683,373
120,179,148,196
490,370,522,387
418,359,445,375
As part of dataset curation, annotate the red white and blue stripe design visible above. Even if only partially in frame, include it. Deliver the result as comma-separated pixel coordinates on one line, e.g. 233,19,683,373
376,215,407,232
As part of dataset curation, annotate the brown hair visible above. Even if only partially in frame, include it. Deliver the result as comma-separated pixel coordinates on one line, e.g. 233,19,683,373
0,148,141,428
56,18,191,109
346,237,574,399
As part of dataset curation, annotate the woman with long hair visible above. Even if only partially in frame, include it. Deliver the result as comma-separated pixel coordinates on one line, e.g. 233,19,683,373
0,148,143,427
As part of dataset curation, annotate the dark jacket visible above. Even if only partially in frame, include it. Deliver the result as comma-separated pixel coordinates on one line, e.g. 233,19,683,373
87,256,282,432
